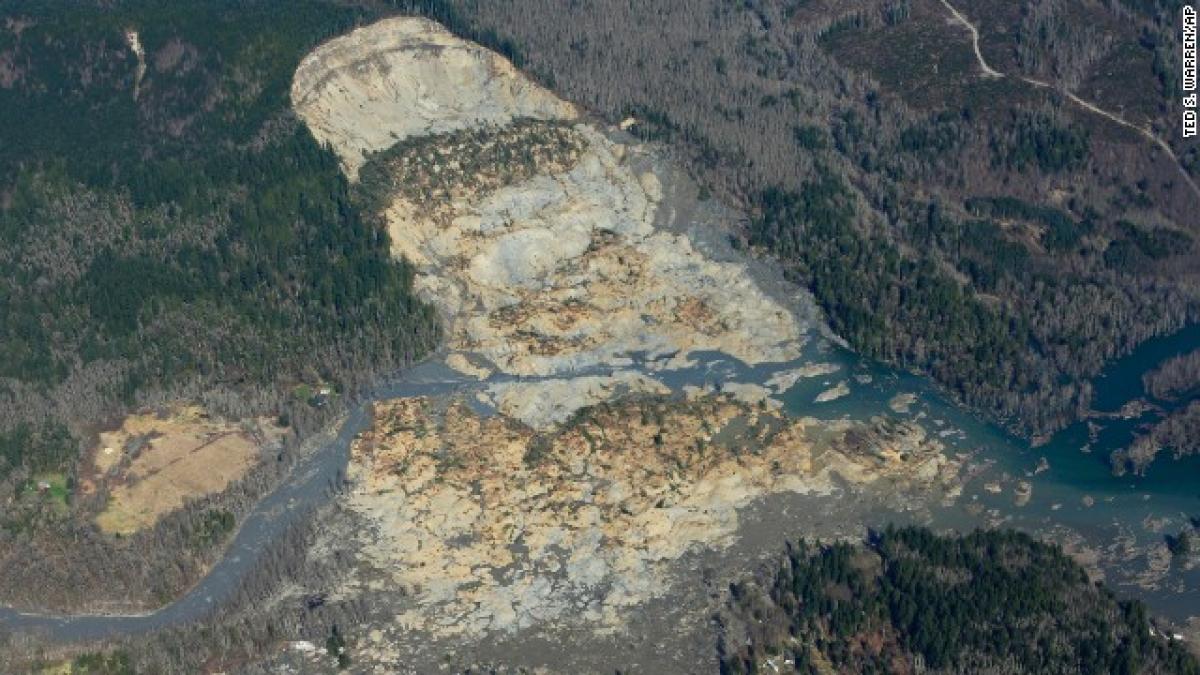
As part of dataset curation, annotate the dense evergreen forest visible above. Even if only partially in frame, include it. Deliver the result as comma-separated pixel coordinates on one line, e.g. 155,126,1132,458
441,0,1200,440
0,0,440,446
720,527,1200,674
0,0,451,609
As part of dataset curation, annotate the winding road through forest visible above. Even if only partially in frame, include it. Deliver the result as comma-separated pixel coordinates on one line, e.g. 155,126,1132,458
938,0,1200,201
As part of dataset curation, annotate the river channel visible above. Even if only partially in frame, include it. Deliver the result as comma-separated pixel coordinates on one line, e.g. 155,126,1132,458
2,321,1197,643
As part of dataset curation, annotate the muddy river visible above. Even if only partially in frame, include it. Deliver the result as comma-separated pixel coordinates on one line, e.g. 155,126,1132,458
3,321,1197,643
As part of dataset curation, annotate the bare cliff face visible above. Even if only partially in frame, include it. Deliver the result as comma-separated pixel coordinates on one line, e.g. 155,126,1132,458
291,16,576,180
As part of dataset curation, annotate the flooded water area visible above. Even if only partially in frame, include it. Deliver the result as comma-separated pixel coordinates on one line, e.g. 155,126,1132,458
775,325,1200,625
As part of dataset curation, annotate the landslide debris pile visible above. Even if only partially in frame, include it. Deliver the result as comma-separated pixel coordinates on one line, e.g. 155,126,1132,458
287,15,958,656
344,394,955,637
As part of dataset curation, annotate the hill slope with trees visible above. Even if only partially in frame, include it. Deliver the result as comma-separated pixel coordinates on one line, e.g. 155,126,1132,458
720,527,1200,674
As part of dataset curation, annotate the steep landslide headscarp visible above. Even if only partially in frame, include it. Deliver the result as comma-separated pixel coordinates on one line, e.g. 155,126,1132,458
292,16,576,180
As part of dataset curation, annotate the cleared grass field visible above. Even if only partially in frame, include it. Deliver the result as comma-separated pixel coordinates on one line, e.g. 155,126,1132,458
24,472,70,514
91,406,280,535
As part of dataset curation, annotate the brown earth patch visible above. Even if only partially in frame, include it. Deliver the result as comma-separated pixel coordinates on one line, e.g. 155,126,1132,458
91,406,281,535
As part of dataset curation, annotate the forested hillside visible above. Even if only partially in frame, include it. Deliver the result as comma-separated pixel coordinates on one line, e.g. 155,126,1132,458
0,0,443,609
0,0,440,436
442,0,1200,439
719,527,1200,674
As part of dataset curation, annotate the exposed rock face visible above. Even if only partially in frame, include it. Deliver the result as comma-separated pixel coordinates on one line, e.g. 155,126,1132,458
344,395,954,637
291,17,575,180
